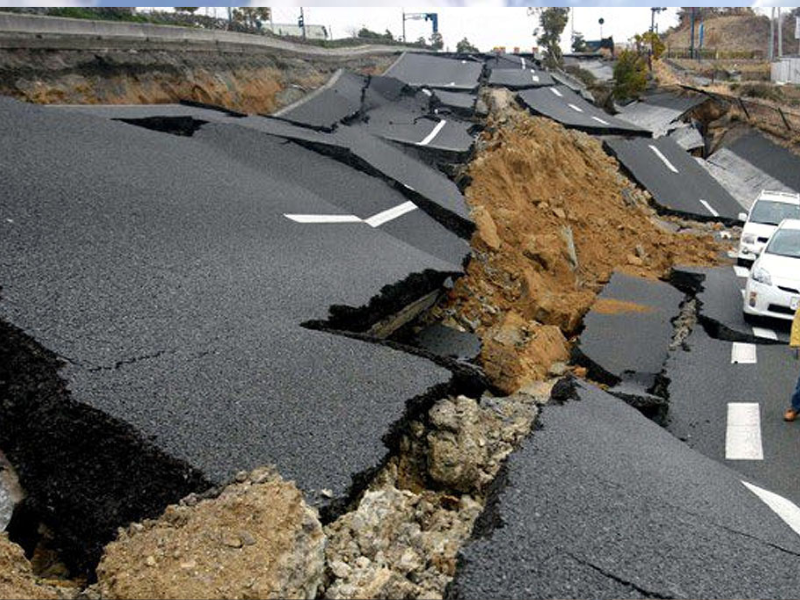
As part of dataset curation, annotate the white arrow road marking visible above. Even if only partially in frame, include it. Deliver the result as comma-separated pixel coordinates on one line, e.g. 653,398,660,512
742,481,800,536
733,265,750,278
752,327,778,340
567,103,584,113
726,403,764,460
649,145,679,173
284,214,362,224
591,116,610,125
285,201,417,228
550,88,564,98
417,120,447,146
731,342,757,364
700,199,719,217
364,201,417,227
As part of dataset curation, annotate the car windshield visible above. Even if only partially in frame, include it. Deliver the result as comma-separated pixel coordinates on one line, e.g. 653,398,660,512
765,228,800,259
750,200,800,226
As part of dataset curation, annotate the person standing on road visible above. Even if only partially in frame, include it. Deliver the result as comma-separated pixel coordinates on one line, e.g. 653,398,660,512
784,307,800,422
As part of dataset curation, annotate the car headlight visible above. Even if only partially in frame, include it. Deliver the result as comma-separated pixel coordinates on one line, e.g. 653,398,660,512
742,234,756,245
751,267,772,286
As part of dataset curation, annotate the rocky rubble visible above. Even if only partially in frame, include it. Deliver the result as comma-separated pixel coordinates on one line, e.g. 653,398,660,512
323,384,554,600
95,468,325,600
0,533,59,600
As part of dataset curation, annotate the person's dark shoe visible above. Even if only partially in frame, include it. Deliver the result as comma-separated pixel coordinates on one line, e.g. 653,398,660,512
784,409,799,422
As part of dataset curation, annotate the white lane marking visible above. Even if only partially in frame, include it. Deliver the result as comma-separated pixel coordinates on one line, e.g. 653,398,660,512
733,265,750,278
550,87,564,97
532,74,540,83
731,342,757,364
284,214,362,224
700,199,719,217
742,481,800,537
568,103,584,113
741,289,746,300
521,57,526,69
591,116,610,125
726,403,764,460
416,120,447,147
364,201,417,227
447,81,456,87
421,88,433,97
752,327,778,340
649,144,679,174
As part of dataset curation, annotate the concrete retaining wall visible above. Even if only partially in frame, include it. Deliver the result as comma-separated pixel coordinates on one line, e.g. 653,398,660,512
0,12,405,56
771,57,800,84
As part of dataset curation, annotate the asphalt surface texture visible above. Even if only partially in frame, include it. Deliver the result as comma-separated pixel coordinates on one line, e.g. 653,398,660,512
518,85,647,135
451,381,800,600
677,265,792,344
616,91,707,137
0,97,465,510
606,136,744,222
665,326,800,507
384,52,483,91
725,129,800,194
273,69,365,130
487,67,554,89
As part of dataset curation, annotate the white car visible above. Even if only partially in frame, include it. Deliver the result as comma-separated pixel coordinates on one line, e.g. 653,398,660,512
744,218,800,322
737,190,800,267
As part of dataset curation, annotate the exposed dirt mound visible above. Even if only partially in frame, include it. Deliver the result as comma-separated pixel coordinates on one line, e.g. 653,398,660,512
438,103,724,394
96,468,325,600
665,14,798,54
0,534,59,600
0,49,394,113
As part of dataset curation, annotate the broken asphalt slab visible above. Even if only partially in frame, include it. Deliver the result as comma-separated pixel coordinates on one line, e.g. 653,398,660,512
518,85,647,136
671,265,791,345
0,97,468,566
605,135,744,223
384,52,483,91
615,90,708,137
723,129,800,194
664,326,800,507
487,67,554,90
573,272,683,412
272,69,365,130
450,382,800,600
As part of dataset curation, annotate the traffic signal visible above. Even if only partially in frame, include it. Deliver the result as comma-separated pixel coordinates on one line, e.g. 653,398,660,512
298,14,304,27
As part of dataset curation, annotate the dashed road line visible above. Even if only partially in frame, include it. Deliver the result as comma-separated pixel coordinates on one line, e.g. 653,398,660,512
550,88,564,98
284,214,362,224
520,57,526,69
699,199,719,217
532,73,540,83
752,327,778,341
567,103,584,113
285,201,417,228
421,89,433,97
364,201,417,227
725,403,764,460
731,342,757,364
591,116,610,125
417,120,447,147
742,481,800,536
649,144,679,174
733,265,750,278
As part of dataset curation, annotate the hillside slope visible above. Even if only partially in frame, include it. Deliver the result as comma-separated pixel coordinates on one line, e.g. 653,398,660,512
665,13,798,54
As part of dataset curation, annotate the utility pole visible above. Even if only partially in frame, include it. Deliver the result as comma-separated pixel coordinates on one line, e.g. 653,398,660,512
777,7,783,59
299,7,306,40
689,8,696,59
402,9,406,43
769,7,775,62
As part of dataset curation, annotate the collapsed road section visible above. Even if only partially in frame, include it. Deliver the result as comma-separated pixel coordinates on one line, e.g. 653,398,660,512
0,93,475,571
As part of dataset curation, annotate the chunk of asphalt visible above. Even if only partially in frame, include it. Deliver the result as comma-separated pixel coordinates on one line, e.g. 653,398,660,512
384,52,483,91
450,382,800,600
0,97,461,570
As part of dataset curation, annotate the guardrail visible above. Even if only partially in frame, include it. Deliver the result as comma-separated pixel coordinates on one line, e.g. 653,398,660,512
666,47,765,61
0,12,407,56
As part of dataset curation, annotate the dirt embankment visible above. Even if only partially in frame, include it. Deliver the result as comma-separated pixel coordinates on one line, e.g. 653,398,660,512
0,48,394,113
665,13,798,54
434,91,725,394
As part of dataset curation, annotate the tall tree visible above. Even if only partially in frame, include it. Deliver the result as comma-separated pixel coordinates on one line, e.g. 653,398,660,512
232,7,271,30
456,37,479,53
536,8,570,68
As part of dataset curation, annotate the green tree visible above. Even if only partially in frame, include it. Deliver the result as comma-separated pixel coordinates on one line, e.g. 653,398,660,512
174,7,198,14
357,27,393,40
572,32,587,53
232,7,271,30
613,49,648,100
536,8,570,69
456,37,479,53
429,31,444,51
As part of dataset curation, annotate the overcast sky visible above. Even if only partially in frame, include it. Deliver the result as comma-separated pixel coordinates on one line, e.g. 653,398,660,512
4,2,797,53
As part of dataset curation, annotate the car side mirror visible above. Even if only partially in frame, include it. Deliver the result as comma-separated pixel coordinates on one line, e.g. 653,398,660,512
738,212,748,221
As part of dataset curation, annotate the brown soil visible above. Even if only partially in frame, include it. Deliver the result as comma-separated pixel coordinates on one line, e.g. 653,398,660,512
0,534,59,600
665,14,798,54
438,101,725,393
0,49,394,114
96,469,325,600
590,298,653,315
